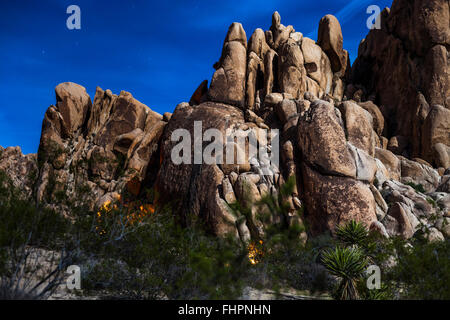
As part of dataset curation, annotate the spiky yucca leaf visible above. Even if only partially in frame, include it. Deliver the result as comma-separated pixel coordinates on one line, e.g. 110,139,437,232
336,220,369,247
321,246,368,300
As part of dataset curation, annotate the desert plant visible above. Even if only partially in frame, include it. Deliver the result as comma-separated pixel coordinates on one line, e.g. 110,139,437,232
405,182,426,194
386,238,450,299
336,221,369,247
76,198,250,300
0,170,78,300
321,246,368,300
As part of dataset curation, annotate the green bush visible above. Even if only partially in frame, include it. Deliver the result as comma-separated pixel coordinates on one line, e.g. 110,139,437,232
387,239,450,299
3,165,450,300
321,246,368,300
405,182,426,194
0,170,73,299
78,202,249,299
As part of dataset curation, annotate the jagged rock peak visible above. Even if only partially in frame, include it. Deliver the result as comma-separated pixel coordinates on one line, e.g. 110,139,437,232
207,11,350,111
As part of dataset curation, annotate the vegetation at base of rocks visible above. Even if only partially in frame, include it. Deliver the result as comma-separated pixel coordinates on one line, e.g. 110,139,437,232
335,221,369,248
321,246,368,300
0,170,13,204
0,170,74,299
228,176,335,296
386,238,450,299
319,220,450,300
405,182,426,194
1,169,450,300
78,207,249,299
27,167,38,185
426,197,437,208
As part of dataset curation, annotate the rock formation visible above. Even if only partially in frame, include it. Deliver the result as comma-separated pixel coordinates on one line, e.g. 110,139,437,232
351,0,449,169
1,0,449,243
35,83,167,214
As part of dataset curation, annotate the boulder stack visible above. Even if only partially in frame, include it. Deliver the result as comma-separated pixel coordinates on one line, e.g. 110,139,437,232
1,2,449,243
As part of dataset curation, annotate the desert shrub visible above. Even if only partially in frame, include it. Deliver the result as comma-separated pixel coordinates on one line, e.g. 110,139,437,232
319,220,396,300
77,201,249,300
386,238,450,299
228,176,335,296
0,171,74,299
0,170,69,249
405,182,426,194
252,238,334,295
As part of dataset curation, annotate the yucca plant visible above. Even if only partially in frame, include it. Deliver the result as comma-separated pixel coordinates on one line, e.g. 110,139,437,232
321,246,368,300
336,220,369,247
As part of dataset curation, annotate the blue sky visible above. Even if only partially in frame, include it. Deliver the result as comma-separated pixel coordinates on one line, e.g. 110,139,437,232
0,0,392,154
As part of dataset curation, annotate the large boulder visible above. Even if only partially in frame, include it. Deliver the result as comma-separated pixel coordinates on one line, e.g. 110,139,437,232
301,164,377,235
54,82,92,137
381,180,438,228
208,23,247,108
297,100,380,235
358,101,385,136
246,28,270,110
433,143,450,169
421,105,450,166
156,101,245,237
95,91,149,149
374,148,401,181
399,157,441,193
301,37,332,95
278,39,307,99
338,101,376,156
383,202,415,239
317,14,346,74
297,100,356,178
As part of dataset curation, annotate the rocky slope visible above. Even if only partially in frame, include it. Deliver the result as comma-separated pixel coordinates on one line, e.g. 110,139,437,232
1,0,449,242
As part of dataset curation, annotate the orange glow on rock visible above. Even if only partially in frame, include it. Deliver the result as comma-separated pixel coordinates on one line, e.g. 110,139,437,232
247,240,264,265
95,195,156,234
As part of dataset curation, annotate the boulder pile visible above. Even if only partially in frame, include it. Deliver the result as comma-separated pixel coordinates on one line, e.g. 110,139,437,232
1,0,449,243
